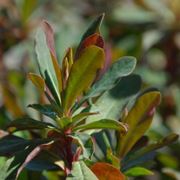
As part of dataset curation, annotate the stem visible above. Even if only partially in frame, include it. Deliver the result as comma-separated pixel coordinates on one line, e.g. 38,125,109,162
64,136,74,171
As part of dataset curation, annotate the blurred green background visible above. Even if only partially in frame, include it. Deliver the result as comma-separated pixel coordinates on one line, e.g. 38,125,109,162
0,0,180,179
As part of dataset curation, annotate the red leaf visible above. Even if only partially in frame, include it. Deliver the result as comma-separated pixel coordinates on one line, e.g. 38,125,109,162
91,162,125,180
75,33,104,59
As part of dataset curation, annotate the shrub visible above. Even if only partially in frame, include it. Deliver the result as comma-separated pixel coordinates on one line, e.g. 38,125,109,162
0,14,178,180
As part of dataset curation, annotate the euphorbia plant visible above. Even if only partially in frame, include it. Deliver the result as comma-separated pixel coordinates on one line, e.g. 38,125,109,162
0,14,178,180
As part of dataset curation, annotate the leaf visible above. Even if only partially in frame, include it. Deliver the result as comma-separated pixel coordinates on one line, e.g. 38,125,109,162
162,168,180,179
86,75,141,123
0,135,30,156
35,26,60,105
76,33,104,59
63,45,105,113
28,104,59,119
67,161,98,180
132,133,179,160
0,135,53,156
28,73,45,93
118,91,161,158
21,0,37,23
16,142,54,178
2,86,24,118
91,162,125,180
124,167,154,177
45,72,61,105
42,21,63,93
85,56,137,98
62,48,74,87
50,52,63,93
42,20,57,58
0,157,18,180
93,130,115,158
6,118,56,132
73,119,128,134
106,149,120,169
72,112,99,126
3,139,55,179
121,151,156,171
70,133,94,159
26,150,60,171
77,14,104,48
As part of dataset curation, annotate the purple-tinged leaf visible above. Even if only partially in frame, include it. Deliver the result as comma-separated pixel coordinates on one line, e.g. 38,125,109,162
16,142,53,178
42,20,57,59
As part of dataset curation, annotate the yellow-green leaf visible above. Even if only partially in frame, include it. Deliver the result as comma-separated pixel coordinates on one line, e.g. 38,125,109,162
2,86,24,118
50,52,63,93
124,167,154,177
63,45,104,113
118,91,161,158
28,73,45,93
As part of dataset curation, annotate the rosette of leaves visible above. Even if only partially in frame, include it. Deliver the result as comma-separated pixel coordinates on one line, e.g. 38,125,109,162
0,14,178,180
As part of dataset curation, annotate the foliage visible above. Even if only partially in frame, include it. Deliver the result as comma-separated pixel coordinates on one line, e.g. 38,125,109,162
0,13,178,180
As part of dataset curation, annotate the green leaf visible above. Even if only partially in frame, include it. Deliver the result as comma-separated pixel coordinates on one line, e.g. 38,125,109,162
157,153,178,169
133,133,179,159
16,142,54,178
106,149,120,169
28,104,59,119
72,112,99,126
26,150,60,171
70,133,94,159
6,118,57,132
42,21,63,93
86,75,141,123
118,90,161,158
0,157,18,180
93,130,116,157
86,56,137,98
2,139,55,179
121,151,156,171
77,14,104,50
35,27,60,105
21,0,37,24
63,45,104,113
106,148,120,169
124,167,154,177
0,135,53,156
0,135,30,156
57,117,72,129
73,119,128,134
67,161,98,180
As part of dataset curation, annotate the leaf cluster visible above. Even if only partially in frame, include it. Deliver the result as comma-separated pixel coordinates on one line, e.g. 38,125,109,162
0,14,178,180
